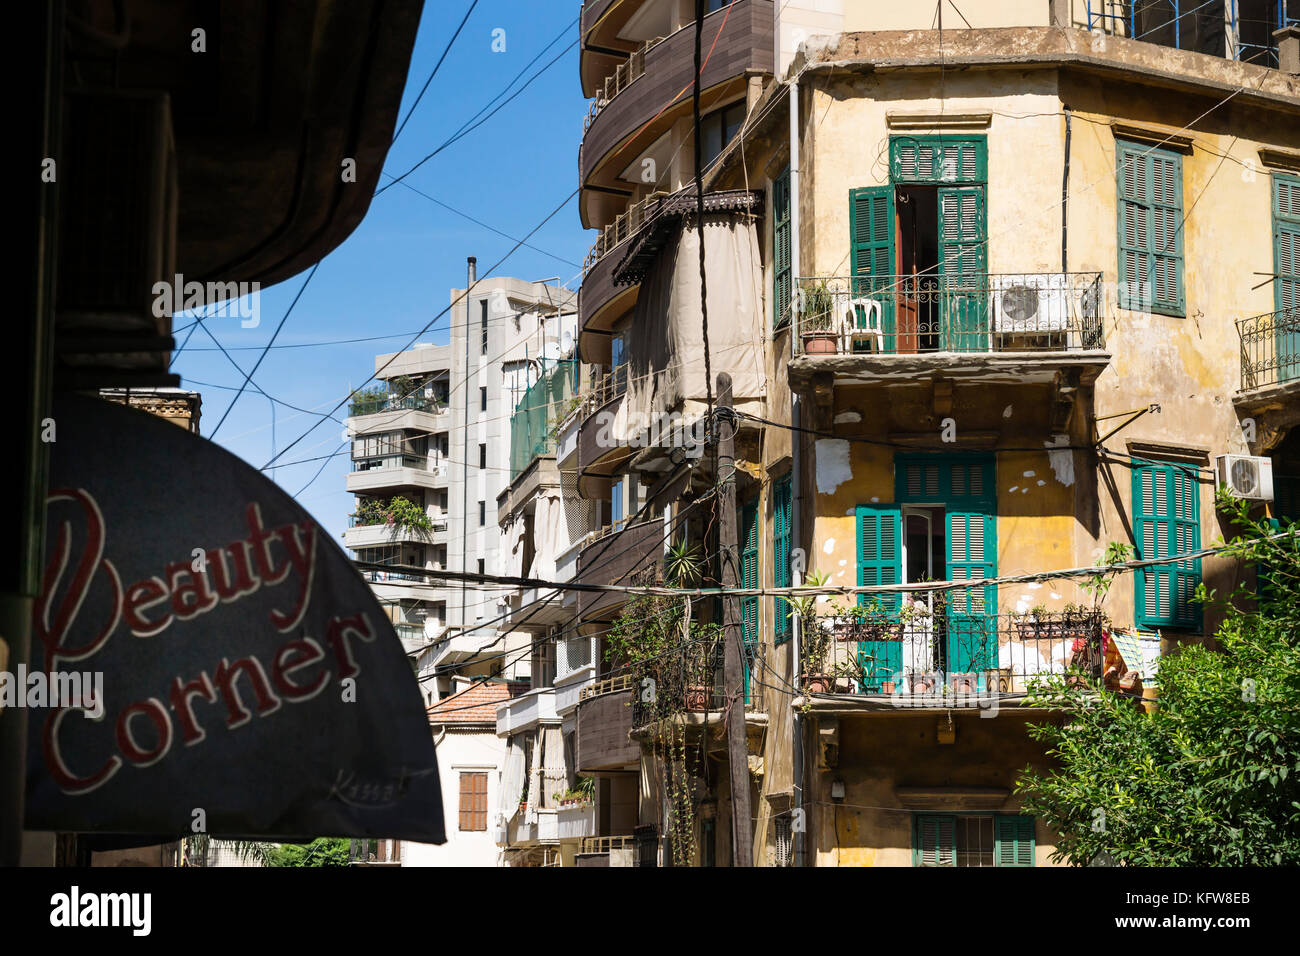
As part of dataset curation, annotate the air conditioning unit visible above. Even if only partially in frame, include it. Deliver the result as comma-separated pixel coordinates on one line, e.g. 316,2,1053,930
1215,454,1274,501
989,273,1073,334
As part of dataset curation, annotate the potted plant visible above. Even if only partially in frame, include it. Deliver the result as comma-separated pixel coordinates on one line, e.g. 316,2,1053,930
785,571,834,692
683,622,719,712
799,282,839,354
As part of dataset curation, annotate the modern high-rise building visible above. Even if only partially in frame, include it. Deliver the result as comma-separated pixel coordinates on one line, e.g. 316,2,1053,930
343,269,577,867
343,267,577,700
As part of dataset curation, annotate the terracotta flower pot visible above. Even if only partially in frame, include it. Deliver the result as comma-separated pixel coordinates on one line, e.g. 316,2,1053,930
684,686,710,712
910,673,935,694
804,674,833,694
881,680,897,695
950,672,978,694
802,330,838,355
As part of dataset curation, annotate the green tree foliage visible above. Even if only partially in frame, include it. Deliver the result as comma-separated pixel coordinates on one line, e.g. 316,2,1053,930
1016,498,1300,865
266,838,354,867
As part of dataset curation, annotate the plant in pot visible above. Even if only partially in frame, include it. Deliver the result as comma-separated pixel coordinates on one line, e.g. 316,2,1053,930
799,282,838,354
784,571,834,692
683,627,719,712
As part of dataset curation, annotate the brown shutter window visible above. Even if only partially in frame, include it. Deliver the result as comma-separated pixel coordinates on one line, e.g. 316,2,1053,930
459,772,488,831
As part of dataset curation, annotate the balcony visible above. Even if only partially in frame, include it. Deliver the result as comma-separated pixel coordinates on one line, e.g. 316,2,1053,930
574,517,665,621
576,365,631,498
496,687,559,736
1234,307,1300,437
579,0,774,229
343,516,446,549
575,676,639,772
578,194,665,345
787,273,1111,389
575,834,636,867
347,393,448,436
795,605,1135,713
345,455,447,494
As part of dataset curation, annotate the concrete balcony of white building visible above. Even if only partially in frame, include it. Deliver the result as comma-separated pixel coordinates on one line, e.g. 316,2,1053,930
342,513,448,550
346,455,449,494
347,394,450,437
554,634,598,718
424,622,503,669
496,685,560,736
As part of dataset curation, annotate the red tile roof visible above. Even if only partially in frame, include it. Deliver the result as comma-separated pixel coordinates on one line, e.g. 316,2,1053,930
426,680,514,725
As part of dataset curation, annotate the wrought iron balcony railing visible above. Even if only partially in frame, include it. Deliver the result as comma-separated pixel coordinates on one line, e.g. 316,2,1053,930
1237,306,1300,392
802,605,1108,705
788,273,1106,356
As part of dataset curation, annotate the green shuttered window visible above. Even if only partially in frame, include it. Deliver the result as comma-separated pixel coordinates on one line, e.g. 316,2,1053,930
741,502,759,702
913,813,1034,867
773,166,792,329
1133,460,1202,629
1117,140,1185,316
890,136,986,185
773,475,793,644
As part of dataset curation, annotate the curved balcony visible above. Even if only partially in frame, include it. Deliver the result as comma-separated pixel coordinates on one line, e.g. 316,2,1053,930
576,366,632,499
579,0,773,229
574,517,665,622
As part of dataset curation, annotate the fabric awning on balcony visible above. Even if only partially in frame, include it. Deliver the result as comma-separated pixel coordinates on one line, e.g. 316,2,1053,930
622,209,767,447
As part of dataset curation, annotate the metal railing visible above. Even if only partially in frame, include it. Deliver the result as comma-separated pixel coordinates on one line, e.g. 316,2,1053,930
804,605,1107,703
1085,0,1297,67
583,191,668,275
350,454,428,473
349,393,447,418
630,641,761,726
579,835,635,854
1237,306,1300,391
583,37,663,133
788,273,1106,356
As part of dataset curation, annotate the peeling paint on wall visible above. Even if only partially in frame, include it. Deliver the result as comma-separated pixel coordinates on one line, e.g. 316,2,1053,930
815,439,853,494
1045,434,1074,486
823,538,836,555
1002,405,1013,418
834,411,862,424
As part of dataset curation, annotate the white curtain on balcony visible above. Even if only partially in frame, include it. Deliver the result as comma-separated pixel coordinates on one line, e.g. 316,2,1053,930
623,211,768,446
502,738,525,822
504,514,526,579
528,491,563,581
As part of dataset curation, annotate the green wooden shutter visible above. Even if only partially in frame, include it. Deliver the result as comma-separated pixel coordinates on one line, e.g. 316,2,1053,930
938,185,988,351
857,505,903,689
946,511,998,673
741,502,759,702
890,136,986,185
1273,174,1300,382
995,815,1035,867
914,814,956,867
849,186,897,341
773,166,793,330
1117,141,1184,316
773,475,793,645
1134,461,1202,629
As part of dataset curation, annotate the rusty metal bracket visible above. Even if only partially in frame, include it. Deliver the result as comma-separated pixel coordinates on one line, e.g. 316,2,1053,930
1093,403,1160,446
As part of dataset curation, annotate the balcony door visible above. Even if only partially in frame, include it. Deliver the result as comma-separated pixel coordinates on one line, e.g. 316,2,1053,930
1275,174,1299,382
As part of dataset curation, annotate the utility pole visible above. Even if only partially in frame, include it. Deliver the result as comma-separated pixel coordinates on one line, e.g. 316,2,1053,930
715,373,753,866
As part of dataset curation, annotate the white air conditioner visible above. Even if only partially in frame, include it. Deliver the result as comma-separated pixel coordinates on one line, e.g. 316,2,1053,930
989,274,1072,334
1215,454,1274,501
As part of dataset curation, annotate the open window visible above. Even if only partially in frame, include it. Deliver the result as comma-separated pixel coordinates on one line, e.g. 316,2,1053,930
849,136,988,354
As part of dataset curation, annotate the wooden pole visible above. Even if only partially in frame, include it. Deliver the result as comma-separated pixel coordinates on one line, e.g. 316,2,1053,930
715,373,753,866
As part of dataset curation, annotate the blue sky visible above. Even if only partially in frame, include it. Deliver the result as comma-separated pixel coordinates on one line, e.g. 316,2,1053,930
172,1,588,542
